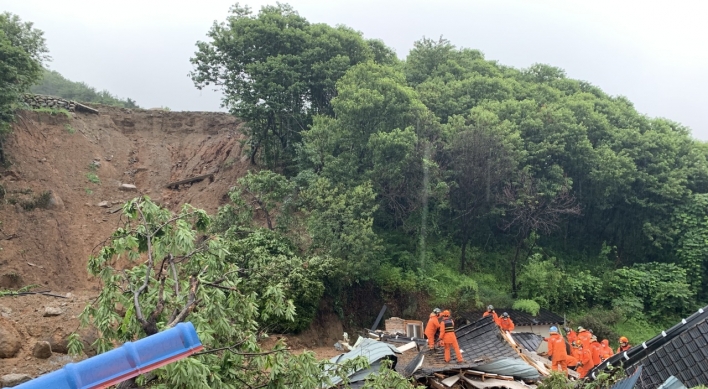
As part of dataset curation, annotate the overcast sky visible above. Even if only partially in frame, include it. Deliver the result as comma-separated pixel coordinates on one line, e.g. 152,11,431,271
4,0,708,139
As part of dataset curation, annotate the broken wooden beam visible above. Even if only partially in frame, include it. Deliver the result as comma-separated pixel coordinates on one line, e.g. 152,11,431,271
166,173,214,189
74,102,99,114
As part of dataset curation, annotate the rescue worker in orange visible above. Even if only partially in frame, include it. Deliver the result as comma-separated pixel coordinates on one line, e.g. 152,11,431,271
600,339,613,361
424,308,441,348
589,336,602,367
439,310,465,363
577,326,592,349
617,336,631,353
546,326,568,375
482,305,500,325
572,340,593,378
565,327,577,344
499,312,515,332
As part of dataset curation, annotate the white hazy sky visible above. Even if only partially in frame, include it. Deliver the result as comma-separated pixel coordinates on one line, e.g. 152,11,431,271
4,0,708,139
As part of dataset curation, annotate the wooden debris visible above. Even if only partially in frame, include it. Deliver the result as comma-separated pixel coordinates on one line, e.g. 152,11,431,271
429,378,447,389
166,173,214,189
442,374,461,387
0,290,68,298
75,102,99,114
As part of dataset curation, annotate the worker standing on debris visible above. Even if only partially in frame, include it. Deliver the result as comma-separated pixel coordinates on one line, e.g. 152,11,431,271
572,340,593,378
499,312,515,332
546,326,568,375
482,305,500,325
617,336,631,353
589,336,602,367
600,339,613,361
439,310,465,363
577,326,591,349
425,308,442,348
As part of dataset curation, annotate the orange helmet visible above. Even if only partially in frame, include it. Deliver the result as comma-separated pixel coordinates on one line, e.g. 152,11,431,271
572,340,582,348
441,310,451,317
619,336,629,343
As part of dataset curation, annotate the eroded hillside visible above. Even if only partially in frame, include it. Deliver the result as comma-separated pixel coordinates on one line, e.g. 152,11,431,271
0,107,247,292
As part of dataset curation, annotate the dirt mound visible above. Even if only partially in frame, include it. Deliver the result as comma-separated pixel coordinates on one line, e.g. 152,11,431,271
0,107,246,292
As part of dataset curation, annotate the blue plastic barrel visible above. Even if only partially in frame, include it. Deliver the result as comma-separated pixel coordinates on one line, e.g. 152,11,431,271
14,322,203,389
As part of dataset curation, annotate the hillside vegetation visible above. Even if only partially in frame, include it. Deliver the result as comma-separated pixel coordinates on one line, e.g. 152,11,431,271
30,69,139,108
188,4,708,331
2,4,707,388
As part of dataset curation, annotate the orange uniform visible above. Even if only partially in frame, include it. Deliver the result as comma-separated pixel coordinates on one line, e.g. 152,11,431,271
440,313,464,363
482,310,500,325
499,317,515,332
600,340,613,361
566,330,577,344
589,339,602,367
574,347,593,378
617,344,631,353
424,312,440,348
577,330,592,349
547,332,568,375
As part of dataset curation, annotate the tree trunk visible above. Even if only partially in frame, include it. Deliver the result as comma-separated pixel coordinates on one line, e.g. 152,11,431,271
460,239,467,273
511,242,521,298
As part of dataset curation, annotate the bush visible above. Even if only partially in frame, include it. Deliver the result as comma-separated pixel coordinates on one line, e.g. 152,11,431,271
513,299,540,316
575,308,622,343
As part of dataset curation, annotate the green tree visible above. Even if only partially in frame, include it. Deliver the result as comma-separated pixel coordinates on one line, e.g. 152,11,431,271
79,197,409,388
190,4,394,168
0,12,47,160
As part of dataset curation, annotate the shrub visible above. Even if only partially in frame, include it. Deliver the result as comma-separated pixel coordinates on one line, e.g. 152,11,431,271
513,299,540,316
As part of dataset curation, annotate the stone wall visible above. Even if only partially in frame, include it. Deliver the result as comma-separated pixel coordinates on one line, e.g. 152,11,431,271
21,94,76,112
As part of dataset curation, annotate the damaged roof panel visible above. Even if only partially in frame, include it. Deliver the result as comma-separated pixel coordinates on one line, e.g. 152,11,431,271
405,316,524,377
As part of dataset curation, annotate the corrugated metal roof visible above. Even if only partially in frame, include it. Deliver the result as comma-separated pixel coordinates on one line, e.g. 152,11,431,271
512,333,544,352
657,376,687,389
462,309,564,326
325,338,400,387
403,316,523,378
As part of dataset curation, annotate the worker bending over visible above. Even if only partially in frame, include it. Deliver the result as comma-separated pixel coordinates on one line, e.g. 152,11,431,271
482,305,500,325
424,308,441,348
439,310,465,363
546,326,568,375
572,340,593,378
499,312,515,332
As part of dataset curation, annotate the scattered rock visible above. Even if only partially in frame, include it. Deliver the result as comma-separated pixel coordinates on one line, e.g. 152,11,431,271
97,201,109,208
119,183,138,191
90,160,101,168
66,293,73,299
43,307,63,317
1,373,32,387
47,190,64,210
0,318,21,358
45,332,69,354
0,306,11,318
32,341,52,359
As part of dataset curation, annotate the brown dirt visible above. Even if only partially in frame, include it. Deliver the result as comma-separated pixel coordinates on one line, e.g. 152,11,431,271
0,106,250,375
0,106,351,378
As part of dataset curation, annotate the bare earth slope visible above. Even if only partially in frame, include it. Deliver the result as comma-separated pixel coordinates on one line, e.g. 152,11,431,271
0,107,248,376
1,107,245,292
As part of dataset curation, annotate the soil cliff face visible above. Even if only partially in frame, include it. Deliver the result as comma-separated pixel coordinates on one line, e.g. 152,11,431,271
0,107,247,292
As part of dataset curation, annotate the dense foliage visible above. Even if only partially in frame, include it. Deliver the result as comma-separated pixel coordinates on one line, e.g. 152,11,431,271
192,5,708,334
30,68,139,108
0,12,47,160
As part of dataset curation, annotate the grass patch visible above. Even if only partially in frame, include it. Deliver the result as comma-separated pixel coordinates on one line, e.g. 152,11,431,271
84,187,93,195
86,172,100,184
613,317,664,346
64,124,76,134
32,107,71,119
4,189,52,210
